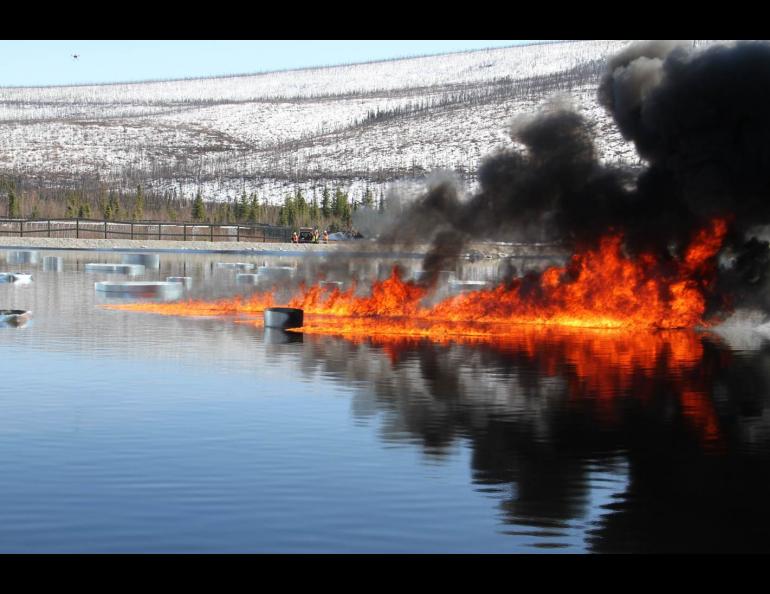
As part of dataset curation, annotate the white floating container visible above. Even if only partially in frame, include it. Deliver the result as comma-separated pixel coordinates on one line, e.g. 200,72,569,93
0,272,32,283
122,253,160,269
7,250,38,264
217,262,255,270
85,263,145,275
0,309,32,326
43,256,64,271
95,281,183,298
166,276,192,288
236,273,260,284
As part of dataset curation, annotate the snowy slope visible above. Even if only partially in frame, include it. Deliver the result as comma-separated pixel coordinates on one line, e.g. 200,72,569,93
0,40,721,203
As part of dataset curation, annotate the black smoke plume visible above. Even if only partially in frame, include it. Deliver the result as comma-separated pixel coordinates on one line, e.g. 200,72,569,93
384,41,770,312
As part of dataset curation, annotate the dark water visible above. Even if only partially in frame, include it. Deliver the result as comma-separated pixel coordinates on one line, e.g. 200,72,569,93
2,249,770,553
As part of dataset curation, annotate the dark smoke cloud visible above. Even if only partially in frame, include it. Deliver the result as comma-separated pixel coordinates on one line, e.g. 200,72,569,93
383,40,770,310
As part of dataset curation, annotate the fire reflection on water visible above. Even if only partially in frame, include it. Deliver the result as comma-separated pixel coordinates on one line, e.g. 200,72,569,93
322,327,726,451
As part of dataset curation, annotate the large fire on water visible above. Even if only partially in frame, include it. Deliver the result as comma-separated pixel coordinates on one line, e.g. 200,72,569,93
103,217,729,336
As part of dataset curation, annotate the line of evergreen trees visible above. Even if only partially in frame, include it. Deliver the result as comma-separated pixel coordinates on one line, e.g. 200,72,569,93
0,175,384,231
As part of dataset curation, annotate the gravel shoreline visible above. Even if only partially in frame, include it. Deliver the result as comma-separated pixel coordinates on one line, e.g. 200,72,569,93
0,236,374,254
0,236,567,259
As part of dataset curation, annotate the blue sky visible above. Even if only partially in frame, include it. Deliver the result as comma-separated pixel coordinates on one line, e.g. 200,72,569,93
0,40,547,87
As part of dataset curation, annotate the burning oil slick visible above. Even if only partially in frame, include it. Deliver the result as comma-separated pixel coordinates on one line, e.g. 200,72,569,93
104,219,727,332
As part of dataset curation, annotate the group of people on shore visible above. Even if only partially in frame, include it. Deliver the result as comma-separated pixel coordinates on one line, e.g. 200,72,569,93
291,227,328,244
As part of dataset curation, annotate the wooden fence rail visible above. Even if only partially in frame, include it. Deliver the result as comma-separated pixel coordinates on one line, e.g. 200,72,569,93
0,218,293,243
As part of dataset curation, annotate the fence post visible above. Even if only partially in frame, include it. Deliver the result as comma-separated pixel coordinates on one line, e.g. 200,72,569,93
76,218,79,239
48,219,51,238
130,223,134,240
158,223,162,240
237,225,240,242
19,220,23,237
210,225,213,242
183,224,187,241
104,220,108,239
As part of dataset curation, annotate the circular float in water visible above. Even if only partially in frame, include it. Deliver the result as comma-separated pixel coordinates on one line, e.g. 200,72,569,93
95,281,183,299
263,307,304,330
85,263,145,275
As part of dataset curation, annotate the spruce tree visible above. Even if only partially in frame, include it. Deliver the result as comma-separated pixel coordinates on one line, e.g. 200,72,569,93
331,187,340,217
65,193,78,218
249,194,260,223
311,190,319,223
108,190,121,220
294,189,306,223
321,187,331,218
334,188,350,225
133,185,144,221
237,191,248,221
192,192,206,222
283,194,296,227
363,187,375,209
7,186,20,218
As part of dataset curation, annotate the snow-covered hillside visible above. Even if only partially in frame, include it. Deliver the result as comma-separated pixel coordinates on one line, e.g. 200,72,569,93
0,40,719,203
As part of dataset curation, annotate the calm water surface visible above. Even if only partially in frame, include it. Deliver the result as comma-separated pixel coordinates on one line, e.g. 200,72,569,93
1,248,770,553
